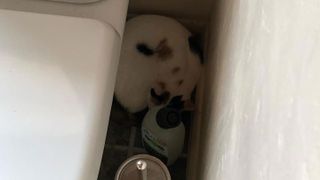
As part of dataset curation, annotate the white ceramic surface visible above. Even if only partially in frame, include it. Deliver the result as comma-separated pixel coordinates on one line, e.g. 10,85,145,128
0,9,121,180
0,0,129,36
197,0,320,180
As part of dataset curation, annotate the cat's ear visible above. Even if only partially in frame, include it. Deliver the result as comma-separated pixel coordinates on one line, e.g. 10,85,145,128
188,34,204,64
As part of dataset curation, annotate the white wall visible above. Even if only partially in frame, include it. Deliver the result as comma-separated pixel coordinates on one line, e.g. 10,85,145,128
196,0,320,179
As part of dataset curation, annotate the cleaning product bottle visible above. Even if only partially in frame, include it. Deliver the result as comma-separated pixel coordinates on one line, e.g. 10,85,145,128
141,106,185,166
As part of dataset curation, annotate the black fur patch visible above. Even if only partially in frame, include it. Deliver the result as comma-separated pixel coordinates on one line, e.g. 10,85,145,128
136,43,154,56
167,96,184,110
150,88,170,105
188,35,204,64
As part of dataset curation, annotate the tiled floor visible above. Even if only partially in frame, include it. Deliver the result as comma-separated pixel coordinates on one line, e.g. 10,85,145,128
98,99,189,180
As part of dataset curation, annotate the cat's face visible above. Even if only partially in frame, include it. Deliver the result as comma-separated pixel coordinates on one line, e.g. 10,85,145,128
136,34,202,111
148,68,186,108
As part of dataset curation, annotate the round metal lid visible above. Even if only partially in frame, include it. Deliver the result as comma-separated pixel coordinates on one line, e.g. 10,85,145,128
115,154,171,180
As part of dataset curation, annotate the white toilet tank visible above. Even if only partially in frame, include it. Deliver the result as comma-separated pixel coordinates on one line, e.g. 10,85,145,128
0,8,124,180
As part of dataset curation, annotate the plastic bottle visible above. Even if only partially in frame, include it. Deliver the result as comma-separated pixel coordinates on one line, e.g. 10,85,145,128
141,106,185,166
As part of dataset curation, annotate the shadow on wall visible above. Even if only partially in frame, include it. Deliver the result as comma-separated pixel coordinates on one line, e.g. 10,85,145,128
128,0,214,21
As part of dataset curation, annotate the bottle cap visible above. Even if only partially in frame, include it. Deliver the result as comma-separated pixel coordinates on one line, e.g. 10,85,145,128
115,154,171,180
156,107,181,129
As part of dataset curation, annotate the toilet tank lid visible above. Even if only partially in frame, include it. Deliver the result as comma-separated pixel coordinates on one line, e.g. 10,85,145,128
0,9,120,180
0,0,129,38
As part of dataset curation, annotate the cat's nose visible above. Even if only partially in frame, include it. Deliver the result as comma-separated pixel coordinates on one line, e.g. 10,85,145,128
150,88,170,106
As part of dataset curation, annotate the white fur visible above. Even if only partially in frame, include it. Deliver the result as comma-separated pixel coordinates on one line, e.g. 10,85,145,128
115,15,202,113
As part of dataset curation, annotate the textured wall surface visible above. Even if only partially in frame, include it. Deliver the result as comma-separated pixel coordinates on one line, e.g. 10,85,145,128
198,0,320,179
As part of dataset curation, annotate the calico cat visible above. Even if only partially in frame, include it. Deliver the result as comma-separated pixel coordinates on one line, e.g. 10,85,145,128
115,15,202,113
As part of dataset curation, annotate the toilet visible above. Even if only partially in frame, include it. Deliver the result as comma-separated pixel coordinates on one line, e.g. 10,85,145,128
0,0,128,179
2,0,320,180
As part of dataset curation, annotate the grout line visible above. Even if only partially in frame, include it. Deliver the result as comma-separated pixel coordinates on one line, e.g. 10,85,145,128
127,126,136,157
